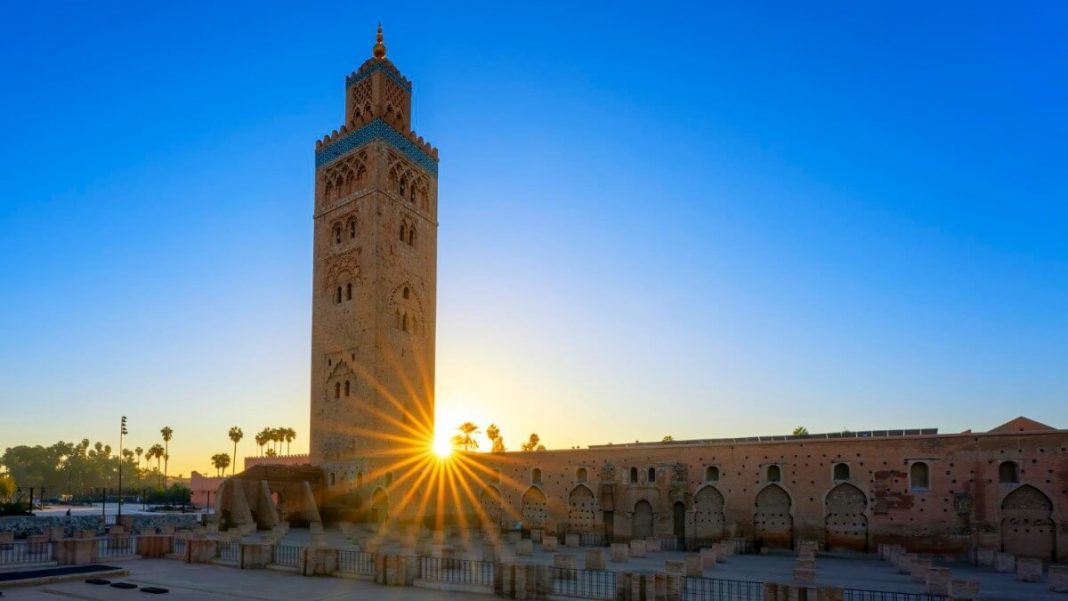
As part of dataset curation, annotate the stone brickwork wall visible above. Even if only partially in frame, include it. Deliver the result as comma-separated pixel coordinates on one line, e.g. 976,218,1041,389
0,514,198,538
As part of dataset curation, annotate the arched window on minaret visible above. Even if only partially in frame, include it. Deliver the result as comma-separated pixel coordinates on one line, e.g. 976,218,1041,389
335,287,342,304
402,313,409,332
334,382,341,399
344,380,350,396
346,283,352,301
333,224,342,244
399,223,406,242
408,226,416,247
395,310,401,329
348,218,357,239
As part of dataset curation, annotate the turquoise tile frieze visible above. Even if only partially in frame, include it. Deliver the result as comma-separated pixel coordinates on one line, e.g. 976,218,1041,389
316,118,437,176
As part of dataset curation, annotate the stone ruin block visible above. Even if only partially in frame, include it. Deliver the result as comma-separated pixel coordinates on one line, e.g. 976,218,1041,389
1016,557,1043,582
645,536,661,552
629,539,647,558
529,528,543,544
797,540,818,561
994,552,1016,573
565,532,580,547
975,547,995,567
909,558,932,583
610,542,630,563
793,565,816,585
47,526,66,541
700,547,717,569
504,530,521,544
516,539,533,556
684,554,703,577
542,535,559,552
898,553,917,574
585,548,606,570
949,579,980,600
1048,564,1068,593
925,566,951,595
554,553,578,576
664,559,685,575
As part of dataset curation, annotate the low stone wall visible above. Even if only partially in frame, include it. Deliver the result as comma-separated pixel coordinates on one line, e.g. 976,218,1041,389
0,514,200,538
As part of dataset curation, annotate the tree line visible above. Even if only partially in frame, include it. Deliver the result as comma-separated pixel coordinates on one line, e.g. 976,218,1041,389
450,423,545,453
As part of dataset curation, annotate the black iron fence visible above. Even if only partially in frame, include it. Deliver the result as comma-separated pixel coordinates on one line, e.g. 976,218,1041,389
0,541,53,565
271,544,301,568
172,537,187,556
218,541,239,563
97,536,137,558
337,549,375,576
579,532,606,547
419,556,495,587
550,567,616,600
842,590,948,601
683,576,764,601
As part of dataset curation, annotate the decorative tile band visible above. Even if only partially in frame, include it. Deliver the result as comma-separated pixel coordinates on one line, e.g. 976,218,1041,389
316,118,437,176
346,62,412,92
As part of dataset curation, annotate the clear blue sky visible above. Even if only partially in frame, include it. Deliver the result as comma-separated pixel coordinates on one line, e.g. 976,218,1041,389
2,2,1066,474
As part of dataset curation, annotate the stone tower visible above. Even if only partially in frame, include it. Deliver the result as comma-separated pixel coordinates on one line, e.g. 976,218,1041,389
310,27,438,478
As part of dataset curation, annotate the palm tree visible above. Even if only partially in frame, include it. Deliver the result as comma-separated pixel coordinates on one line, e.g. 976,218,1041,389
282,428,296,455
486,424,505,453
228,427,243,476
210,453,231,477
160,426,173,485
134,446,143,484
521,433,541,452
265,448,277,457
255,429,269,456
452,422,481,451
792,426,809,436
146,444,165,486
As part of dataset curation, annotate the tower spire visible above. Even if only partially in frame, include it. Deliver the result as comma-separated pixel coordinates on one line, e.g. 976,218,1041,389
372,23,387,59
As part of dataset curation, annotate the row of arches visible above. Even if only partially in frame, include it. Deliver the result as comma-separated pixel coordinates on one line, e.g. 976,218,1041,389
322,152,368,203
481,483,1055,559
332,217,357,245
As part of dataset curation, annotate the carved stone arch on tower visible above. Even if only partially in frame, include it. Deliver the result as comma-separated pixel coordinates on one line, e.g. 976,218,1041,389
388,281,425,336
521,486,547,530
754,483,793,549
824,483,868,552
693,485,726,543
567,484,598,533
1001,484,1055,560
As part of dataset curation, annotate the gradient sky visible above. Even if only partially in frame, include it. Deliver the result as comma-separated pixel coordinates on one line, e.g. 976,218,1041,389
2,2,1067,478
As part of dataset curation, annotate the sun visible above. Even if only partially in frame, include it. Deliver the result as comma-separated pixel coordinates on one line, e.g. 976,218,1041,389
432,434,453,459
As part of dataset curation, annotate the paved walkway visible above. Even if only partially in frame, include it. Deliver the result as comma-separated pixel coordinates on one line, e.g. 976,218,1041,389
1,559,489,601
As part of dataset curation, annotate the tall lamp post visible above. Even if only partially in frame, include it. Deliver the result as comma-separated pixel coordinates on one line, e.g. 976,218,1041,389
118,416,128,520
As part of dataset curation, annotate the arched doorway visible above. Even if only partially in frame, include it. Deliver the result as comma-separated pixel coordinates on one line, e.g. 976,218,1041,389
824,483,868,552
521,486,547,530
754,484,793,549
673,502,686,548
633,500,654,539
1001,485,1055,560
568,485,597,532
479,486,503,528
371,488,389,524
694,486,726,544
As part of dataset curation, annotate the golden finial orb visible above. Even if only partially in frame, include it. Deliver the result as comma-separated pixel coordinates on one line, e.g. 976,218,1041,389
372,23,387,59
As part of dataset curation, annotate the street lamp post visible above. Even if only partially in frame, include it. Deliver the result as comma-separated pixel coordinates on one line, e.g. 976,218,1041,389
118,416,128,520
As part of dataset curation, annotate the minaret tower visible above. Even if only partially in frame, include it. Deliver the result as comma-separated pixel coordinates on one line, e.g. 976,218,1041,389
310,26,439,481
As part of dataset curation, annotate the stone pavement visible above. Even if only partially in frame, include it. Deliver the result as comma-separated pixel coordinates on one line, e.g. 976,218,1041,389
0,558,489,601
